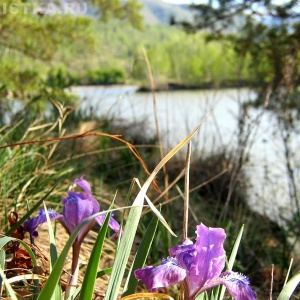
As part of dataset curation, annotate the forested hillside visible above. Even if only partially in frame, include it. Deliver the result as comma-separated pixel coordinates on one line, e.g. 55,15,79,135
52,20,255,89
0,0,263,93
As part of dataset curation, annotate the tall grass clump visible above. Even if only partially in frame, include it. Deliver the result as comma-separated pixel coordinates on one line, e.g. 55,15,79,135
0,112,73,230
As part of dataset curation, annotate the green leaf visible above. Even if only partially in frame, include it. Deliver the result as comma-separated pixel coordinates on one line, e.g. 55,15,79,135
67,268,112,300
0,236,38,268
0,235,40,298
228,225,244,270
0,249,5,295
122,210,160,296
277,272,300,300
217,225,244,300
97,267,112,278
104,205,143,300
195,291,207,300
36,210,112,300
104,123,203,300
79,211,111,300
0,264,18,300
44,203,62,300
44,203,58,268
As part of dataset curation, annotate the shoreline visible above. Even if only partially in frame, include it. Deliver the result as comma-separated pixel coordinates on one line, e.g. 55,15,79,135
70,80,258,93
138,80,257,92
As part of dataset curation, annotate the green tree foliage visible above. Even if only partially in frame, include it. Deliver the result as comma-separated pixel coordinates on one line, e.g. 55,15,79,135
91,0,143,29
179,0,300,256
92,20,253,88
0,0,142,126
165,2,300,288
180,0,300,111
0,0,93,96
83,68,125,85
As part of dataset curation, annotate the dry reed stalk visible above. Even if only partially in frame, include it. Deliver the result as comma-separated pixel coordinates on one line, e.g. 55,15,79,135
141,46,169,200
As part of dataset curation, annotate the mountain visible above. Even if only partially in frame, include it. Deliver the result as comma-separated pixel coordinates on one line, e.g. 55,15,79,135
138,0,195,25
36,0,195,26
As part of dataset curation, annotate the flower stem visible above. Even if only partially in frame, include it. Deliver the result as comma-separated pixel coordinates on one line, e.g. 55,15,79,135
65,241,81,299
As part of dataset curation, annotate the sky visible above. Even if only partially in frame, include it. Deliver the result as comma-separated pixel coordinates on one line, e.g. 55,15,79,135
162,0,288,4
162,0,202,3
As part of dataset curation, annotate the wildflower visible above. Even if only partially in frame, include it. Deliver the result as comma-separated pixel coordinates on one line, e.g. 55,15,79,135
24,176,121,294
24,176,121,243
135,223,256,300
23,209,62,239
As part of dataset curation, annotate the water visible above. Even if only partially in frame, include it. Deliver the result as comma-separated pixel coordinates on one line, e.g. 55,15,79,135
75,87,250,147
74,86,299,222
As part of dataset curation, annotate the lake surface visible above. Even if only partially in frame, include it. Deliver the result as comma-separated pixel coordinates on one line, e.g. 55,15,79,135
73,86,299,223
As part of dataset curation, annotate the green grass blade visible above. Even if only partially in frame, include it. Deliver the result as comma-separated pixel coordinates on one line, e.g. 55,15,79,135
44,203,58,268
67,268,113,300
122,211,160,296
0,264,18,300
217,225,244,300
97,267,112,278
0,236,38,268
44,203,62,300
5,180,60,236
0,249,5,295
277,272,300,300
228,225,244,269
104,205,143,300
36,210,111,300
79,211,111,300
0,235,40,298
135,179,175,236
67,285,81,300
104,123,203,300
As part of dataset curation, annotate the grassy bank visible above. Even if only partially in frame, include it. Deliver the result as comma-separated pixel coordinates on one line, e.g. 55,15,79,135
1,99,299,298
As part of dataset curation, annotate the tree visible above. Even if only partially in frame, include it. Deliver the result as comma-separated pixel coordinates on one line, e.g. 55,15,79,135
180,0,300,216
181,1,299,90
177,0,300,287
0,0,142,125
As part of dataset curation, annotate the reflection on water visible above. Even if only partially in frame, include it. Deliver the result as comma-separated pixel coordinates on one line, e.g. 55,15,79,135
75,86,299,223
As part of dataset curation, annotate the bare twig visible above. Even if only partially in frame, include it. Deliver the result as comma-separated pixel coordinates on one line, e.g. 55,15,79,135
0,130,161,193
183,142,191,241
269,264,274,300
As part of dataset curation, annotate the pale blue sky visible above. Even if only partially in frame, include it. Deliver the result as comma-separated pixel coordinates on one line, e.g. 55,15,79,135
162,0,202,4
162,0,287,4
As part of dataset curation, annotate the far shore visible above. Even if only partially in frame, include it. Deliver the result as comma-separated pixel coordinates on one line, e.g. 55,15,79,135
70,84,140,91
70,80,256,93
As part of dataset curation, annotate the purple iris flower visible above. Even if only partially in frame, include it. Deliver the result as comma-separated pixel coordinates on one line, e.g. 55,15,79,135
23,209,62,239
134,223,256,300
24,176,121,243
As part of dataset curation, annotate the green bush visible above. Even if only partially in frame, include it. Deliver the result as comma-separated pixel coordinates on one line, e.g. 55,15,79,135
46,68,79,89
84,68,125,85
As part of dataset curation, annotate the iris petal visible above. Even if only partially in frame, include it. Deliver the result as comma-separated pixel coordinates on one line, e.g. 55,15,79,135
74,177,100,214
169,238,194,257
95,213,121,233
187,223,226,297
62,193,95,234
219,271,257,300
135,258,187,292
193,271,256,300
134,223,256,300
74,176,92,196
60,177,100,240
23,177,121,243
24,209,62,238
